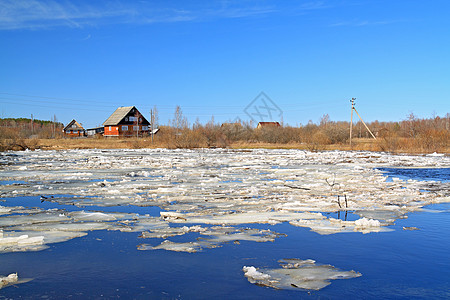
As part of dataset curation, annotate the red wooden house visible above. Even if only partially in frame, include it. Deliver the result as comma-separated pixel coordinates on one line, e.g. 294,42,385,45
63,119,86,137
103,106,150,137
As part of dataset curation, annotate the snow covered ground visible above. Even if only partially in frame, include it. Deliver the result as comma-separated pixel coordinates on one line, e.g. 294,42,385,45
1,148,449,255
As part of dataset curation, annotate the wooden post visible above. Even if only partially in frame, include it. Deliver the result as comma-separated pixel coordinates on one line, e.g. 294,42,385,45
350,98,355,149
151,109,154,143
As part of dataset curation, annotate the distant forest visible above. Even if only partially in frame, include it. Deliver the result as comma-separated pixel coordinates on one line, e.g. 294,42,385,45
0,117,64,139
0,113,449,153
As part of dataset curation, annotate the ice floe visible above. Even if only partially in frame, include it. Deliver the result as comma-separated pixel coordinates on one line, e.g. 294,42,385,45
243,259,362,290
0,273,18,289
0,148,449,253
0,273,32,290
139,226,284,252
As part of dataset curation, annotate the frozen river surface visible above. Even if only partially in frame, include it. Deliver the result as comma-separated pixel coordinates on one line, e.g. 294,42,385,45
0,148,449,299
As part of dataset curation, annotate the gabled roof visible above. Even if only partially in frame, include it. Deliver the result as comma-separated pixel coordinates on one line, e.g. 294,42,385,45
63,119,84,131
103,106,134,126
257,122,281,127
103,106,150,126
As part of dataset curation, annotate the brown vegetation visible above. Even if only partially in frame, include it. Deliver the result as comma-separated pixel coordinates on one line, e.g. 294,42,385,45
1,113,449,154
0,118,63,151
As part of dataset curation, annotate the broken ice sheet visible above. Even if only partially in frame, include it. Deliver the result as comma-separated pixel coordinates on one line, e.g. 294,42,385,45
161,211,325,225
138,240,209,253
290,217,393,235
138,226,285,252
139,225,205,239
0,205,146,253
0,230,88,253
2,148,450,254
0,273,33,290
243,259,361,290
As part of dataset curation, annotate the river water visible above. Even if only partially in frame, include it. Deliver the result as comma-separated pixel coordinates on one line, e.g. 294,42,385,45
0,150,449,299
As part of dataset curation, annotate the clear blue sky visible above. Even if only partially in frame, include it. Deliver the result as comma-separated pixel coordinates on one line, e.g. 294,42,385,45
1,0,449,128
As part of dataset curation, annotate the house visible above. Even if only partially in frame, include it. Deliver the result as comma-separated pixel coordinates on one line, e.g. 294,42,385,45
221,122,243,128
256,122,281,129
86,127,105,137
63,119,86,137
103,106,150,137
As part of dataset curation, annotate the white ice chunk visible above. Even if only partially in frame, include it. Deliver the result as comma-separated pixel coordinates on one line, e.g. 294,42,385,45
0,273,18,289
139,240,207,253
354,217,381,228
243,266,271,281
0,206,12,215
290,217,390,235
139,226,284,252
0,273,32,290
243,259,361,291
426,152,444,157
69,211,117,222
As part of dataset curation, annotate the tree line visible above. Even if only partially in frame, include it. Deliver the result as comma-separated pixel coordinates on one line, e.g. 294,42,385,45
1,110,449,153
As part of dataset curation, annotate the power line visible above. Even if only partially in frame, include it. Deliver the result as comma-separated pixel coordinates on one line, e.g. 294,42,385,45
0,92,346,110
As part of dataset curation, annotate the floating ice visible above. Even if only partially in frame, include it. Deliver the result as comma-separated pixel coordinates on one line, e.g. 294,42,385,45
139,226,284,252
354,217,381,228
139,240,207,253
290,217,390,235
140,225,205,239
166,211,325,226
1,148,449,253
243,259,361,290
426,152,444,157
0,273,32,290
0,273,18,289
403,226,419,230
242,266,271,281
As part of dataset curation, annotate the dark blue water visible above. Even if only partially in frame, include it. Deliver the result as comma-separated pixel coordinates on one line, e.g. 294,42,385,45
1,169,450,299
377,167,450,183
0,195,163,216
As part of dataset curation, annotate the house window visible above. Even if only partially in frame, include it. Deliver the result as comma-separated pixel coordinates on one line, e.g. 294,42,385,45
142,126,148,131
133,126,139,131
109,126,111,131
129,116,136,122
122,125,128,131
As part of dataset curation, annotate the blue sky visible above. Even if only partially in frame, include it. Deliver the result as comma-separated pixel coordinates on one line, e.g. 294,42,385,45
0,0,449,128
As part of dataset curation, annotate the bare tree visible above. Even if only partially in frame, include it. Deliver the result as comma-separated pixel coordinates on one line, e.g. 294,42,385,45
320,114,330,128
153,105,159,128
172,105,188,131
406,112,417,138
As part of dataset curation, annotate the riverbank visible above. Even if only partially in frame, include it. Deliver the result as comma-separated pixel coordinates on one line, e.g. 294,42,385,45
1,137,449,154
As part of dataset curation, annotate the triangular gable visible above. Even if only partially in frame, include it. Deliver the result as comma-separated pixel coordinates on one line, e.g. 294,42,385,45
103,106,150,126
63,119,84,131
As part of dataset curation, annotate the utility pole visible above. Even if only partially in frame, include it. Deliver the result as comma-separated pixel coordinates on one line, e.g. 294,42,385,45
350,98,355,149
150,109,154,143
349,98,376,149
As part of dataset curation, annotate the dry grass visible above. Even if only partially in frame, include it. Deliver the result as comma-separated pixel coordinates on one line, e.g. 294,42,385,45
3,114,449,154
16,137,447,154
35,138,159,150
